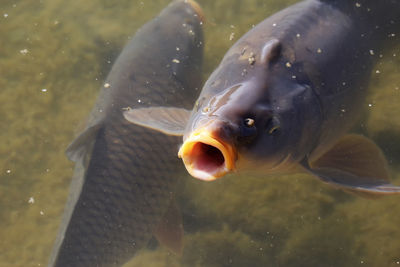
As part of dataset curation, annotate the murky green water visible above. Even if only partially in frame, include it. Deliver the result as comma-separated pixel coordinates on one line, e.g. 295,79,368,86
1,0,400,266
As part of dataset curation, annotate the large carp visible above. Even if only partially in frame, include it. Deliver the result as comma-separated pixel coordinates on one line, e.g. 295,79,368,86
124,0,400,195
49,1,204,266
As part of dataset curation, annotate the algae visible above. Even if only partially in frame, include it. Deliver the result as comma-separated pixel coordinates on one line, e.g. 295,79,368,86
1,0,400,266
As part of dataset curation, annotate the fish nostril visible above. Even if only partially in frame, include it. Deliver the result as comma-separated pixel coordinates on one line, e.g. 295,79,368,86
266,117,281,135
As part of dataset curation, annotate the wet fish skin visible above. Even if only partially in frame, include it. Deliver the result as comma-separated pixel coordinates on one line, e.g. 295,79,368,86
123,0,400,193
189,0,399,166
49,1,203,267
178,0,400,190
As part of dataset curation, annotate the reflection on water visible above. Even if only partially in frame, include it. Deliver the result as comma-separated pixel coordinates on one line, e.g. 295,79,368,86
0,0,399,266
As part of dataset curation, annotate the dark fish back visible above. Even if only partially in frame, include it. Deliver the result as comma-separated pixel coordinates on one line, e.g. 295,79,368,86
49,1,203,266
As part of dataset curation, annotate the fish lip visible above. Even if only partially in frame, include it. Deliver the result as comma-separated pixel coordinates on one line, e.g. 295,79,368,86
178,130,236,181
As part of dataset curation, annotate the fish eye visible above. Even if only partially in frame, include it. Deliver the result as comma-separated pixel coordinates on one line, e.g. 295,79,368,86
244,118,255,127
266,117,280,135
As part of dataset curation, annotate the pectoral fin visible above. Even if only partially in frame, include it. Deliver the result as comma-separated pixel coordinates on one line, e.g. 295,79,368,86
123,107,191,136
153,199,184,256
302,134,400,196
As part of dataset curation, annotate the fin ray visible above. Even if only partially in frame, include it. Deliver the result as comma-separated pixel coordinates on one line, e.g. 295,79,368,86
123,107,191,136
153,199,184,255
303,134,400,196
66,124,102,162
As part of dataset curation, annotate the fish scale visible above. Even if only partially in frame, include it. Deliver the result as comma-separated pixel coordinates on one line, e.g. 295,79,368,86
49,1,204,266
54,120,184,266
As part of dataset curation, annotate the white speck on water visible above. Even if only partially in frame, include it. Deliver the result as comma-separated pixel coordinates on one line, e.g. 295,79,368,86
172,59,180,63
40,211,45,216
46,168,50,172
4,13,8,18
360,260,364,264
13,4,16,7
104,83,110,88
199,21,203,25
182,23,187,28
107,60,111,64
54,20,59,25
341,109,346,113
368,103,373,107
188,29,194,35
317,48,322,53
6,169,11,174
137,99,141,103
296,33,301,38
379,54,383,58
229,32,235,41
41,88,47,92
292,75,296,79
285,62,292,68
20,48,29,55
369,49,374,55
355,2,361,7
272,23,277,27
342,82,346,86
389,33,396,37
176,47,180,51
375,70,381,74
230,24,235,28
396,261,400,265
394,53,397,57
28,197,35,204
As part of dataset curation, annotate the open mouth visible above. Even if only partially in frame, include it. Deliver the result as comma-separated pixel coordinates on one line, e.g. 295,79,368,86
178,130,236,181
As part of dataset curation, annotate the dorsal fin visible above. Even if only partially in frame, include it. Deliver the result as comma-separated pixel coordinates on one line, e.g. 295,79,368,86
65,123,102,162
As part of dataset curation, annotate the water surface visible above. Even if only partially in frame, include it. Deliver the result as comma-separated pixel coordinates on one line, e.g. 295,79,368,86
1,0,400,266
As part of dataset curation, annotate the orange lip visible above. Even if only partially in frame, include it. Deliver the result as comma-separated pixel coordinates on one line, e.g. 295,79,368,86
178,129,236,181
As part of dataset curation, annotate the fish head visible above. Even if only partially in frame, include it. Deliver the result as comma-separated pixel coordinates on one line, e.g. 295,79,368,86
179,39,321,180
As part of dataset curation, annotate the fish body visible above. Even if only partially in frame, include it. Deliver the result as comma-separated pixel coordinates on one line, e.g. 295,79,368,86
49,1,203,267
124,0,400,195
